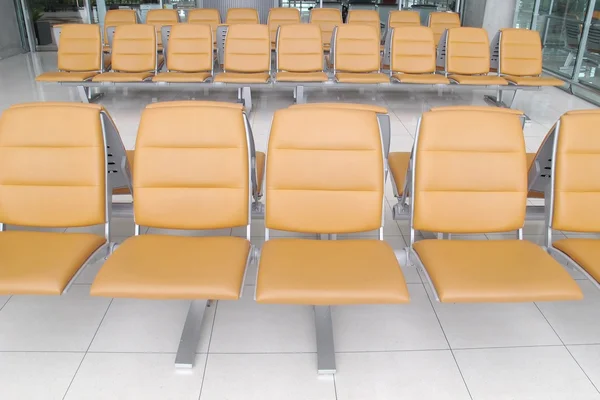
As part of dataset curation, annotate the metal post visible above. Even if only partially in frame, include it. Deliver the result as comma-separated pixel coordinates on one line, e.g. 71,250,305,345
530,0,541,31
175,300,208,368
455,0,461,13
572,0,597,83
83,0,93,23
18,0,37,52
314,306,336,374
319,0,322,8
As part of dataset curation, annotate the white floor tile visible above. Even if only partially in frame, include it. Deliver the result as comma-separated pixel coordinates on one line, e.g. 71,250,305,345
0,352,84,400
334,351,471,400
89,298,215,353
455,346,600,400
201,353,336,400
568,345,600,390
537,281,600,345
0,286,111,351
65,353,206,400
209,291,316,353
333,284,447,352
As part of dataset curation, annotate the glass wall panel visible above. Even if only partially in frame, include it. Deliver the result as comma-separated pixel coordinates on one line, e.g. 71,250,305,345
577,2,600,88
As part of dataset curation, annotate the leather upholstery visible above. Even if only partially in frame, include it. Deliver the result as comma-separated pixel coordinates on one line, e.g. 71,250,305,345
413,109,527,233
223,24,270,73
268,8,300,44
266,108,384,233
504,75,564,86
277,24,324,73
552,110,600,232
449,75,509,85
335,72,389,83
57,24,102,72
214,72,270,83
226,8,259,24
391,27,437,74
347,10,382,35
388,10,421,28
430,106,524,114
104,10,137,46
107,24,156,73
187,8,220,40
310,8,342,50
500,28,543,77
133,101,250,230
256,239,409,304
553,239,600,283
256,151,265,196
0,231,105,295
165,24,212,73
429,12,461,45
446,27,491,75
0,103,106,227
153,71,211,82
91,235,250,299
414,239,583,302
275,71,328,82
146,9,178,47
93,72,154,82
36,71,98,82
392,73,450,84
335,25,381,73
289,103,388,114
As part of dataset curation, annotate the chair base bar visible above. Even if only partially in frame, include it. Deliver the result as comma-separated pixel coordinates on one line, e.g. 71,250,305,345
175,299,209,368
548,247,600,292
314,305,336,374
409,248,440,302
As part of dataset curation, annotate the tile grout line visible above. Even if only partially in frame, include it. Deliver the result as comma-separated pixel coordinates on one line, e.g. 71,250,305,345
533,302,600,395
197,299,219,400
0,296,13,313
422,287,474,400
61,298,114,400
333,373,339,400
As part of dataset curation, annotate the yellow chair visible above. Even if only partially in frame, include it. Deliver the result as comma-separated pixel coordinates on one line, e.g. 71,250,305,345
408,107,582,303
187,8,220,42
91,101,254,368
226,8,260,24
390,26,449,84
36,24,103,82
268,7,300,48
153,24,213,83
146,9,179,51
388,10,421,29
347,9,381,36
275,24,328,82
428,11,460,46
214,24,271,83
103,9,137,51
93,24,158,82
256,106,409,374
0,102,111,295
333,25,389,83
310,8,342,51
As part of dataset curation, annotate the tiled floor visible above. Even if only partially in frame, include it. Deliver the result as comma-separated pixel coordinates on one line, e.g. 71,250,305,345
1,52,600,399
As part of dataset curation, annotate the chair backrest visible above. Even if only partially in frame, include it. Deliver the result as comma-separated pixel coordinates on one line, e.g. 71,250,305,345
334,24,380,73
0,103,106,227
277,24,323,72
347,10,381,35
134,101,250,230
111,24,157,73
499,28,543,77
268,8,300,43
187,8,220,39
391,26,436,74
446,27,490,75
104,9,137,46
57,24,102,72
166,24,213,73
551,110,600,232
224,24,270,73
429,11,460,45
226,8,260,24
412,108,527,233
266,108,384,233
388,10,421,29
310,8,342,49
146,9,178,46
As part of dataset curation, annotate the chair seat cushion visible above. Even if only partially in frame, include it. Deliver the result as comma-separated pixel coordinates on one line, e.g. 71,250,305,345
504,75,564,86
553,239,600,283
0,231,106,295
153,71,212,83
414,239,582,303
388,152,410,197
275,71,329,82
36,71,99,82
335,72,390,84
92,72,154,82
213,72,270,83
256,151,265,197
449,75,508,85
91,235,251,300
392,73,450,84
256,239,409,305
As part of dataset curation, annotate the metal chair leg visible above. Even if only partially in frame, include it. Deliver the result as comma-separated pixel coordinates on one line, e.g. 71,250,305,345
175,299,208,368
314,305,336,374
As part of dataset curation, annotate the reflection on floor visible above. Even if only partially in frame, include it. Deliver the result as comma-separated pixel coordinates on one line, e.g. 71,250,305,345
1,52,600,400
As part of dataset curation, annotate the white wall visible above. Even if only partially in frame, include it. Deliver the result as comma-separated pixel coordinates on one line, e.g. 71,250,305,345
482,0,517,39
0,0,24,59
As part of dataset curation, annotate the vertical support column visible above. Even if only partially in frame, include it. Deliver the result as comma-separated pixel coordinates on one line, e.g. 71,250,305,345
83,0,94,23
530,0,541,31
314,306,336,374
18,0,37,52
241,87,253,114
572,0,597,83
175,300,209,368
296,85,305,104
